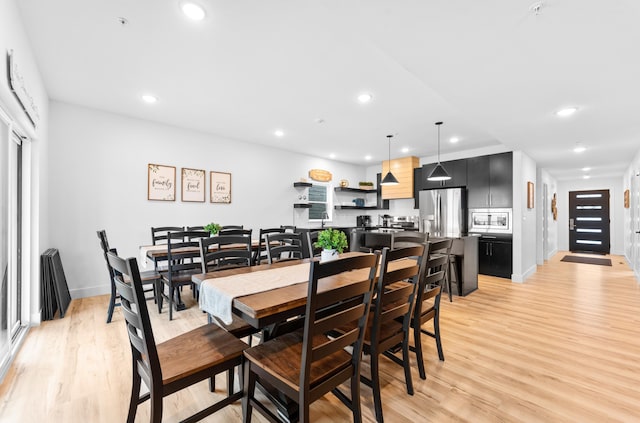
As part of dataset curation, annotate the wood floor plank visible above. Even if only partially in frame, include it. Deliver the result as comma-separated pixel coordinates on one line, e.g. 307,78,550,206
1,251,640,422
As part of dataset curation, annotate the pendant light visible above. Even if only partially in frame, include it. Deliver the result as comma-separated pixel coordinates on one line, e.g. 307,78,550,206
427,121,451,181
381,134,399,185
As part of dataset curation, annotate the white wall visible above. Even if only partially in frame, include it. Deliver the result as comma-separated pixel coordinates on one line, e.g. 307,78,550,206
557,176,624,255
511,151,537,282
623,148,640,281
1,0,49,324
48,101,368,298
536,168,559,264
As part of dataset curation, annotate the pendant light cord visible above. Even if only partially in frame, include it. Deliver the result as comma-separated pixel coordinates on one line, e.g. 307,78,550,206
435,121,443,163
387,135,392,171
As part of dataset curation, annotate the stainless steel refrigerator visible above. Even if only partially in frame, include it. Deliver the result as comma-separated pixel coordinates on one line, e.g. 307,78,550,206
419,188,467,238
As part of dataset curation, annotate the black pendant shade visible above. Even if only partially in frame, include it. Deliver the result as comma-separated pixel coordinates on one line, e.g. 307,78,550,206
380,134,399,186
427,121,451,181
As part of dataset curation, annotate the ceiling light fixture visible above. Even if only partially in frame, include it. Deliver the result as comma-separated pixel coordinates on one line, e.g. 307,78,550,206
364,155,372,161
357,93,372,103
401,147,409,154
274,129,284,137
583,175,591,179
557,107,578,117
573,144,586,153
449,137,459,143
582,167,591,172
329,153,336,159
427,121,452,181
142,94,157,104
381,135,399,185
181,2,206,20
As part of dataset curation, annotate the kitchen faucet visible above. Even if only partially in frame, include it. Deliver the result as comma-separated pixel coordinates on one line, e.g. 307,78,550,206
321,211,329,228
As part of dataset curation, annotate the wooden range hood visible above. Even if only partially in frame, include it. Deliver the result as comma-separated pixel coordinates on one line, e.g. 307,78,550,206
381,156,419,199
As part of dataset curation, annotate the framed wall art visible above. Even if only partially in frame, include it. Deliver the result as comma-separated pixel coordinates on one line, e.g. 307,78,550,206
148,164,176,201
210,171,231,203
181,168,205,202
527,181,534,209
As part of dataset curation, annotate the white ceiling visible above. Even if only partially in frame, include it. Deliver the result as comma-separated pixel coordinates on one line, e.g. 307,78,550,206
17,0,640,180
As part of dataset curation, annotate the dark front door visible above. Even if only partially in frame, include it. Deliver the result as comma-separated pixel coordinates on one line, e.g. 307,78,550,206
569,189,610,254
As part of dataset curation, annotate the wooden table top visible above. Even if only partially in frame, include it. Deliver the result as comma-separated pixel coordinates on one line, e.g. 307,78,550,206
143,240,263,260
192,252,416,329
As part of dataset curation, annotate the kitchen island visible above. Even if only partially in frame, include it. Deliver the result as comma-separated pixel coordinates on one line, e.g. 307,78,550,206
351,230,479,297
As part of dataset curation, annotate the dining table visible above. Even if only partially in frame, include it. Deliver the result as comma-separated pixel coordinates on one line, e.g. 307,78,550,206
191,251,417,335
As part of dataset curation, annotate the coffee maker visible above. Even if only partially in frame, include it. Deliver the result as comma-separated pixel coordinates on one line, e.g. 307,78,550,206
356,215,372,228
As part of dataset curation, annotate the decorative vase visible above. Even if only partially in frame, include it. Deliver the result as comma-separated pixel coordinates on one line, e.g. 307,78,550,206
321,249,338,262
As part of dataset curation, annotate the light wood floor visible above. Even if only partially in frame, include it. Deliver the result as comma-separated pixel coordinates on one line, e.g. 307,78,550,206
1,252,640,422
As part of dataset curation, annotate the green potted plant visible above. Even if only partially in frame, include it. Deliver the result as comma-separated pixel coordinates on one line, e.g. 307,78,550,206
314,228,348,261
359,181,374,190
204,222,221,236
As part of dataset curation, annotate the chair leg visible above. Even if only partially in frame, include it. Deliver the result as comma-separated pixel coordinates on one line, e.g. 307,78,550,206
227,367,235,396
209,374,216,392
242,361,254,423
168,286,174,321
350,370,363,423
370,353,384,423
157,282,164,314
413,322,426,380
402,338,414,396
106,281,117,324
149,390,163,423
434,311,445,361
127,372,141,423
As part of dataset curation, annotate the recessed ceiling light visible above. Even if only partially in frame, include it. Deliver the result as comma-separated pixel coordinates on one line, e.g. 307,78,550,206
583,175,591,179
364,155,372,161
573,144,586,153
181,2,206,20
357,93,372,103
141,94,157,104
556,107,578,117
401,147,409,154
274,129,284,137
582,167,591,172
449,137,459,143
329,153,336,159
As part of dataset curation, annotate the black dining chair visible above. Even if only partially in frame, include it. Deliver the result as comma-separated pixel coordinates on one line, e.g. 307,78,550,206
107,251,246,423
253,227,285,265
158,230,209,320
305,230,322,258
265,232,304,263
198,234,260,346
409,239,451,380
97,230,160,323
242,253,379,423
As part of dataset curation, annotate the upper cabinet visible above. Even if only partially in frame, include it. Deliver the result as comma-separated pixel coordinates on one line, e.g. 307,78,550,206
422,158,467,190
381,156,419,199
467,152,512,208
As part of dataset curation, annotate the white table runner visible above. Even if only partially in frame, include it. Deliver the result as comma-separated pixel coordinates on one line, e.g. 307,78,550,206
199,262,311,324
138,245,166,270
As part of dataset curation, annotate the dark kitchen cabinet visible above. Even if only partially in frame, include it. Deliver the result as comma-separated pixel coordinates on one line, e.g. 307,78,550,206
467,152,512,208
422,159,467,190
478,236,512,279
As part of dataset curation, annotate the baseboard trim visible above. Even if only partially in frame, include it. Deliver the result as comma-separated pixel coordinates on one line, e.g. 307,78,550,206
70,284,110,299
511,264,537,283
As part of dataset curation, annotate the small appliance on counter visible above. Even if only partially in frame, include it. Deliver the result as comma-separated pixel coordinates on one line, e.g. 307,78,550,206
391,216,420,231
356,215,372,228
378,214,393,228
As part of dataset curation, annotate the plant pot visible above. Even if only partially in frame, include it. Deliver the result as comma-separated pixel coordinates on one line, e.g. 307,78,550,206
321,249,338,262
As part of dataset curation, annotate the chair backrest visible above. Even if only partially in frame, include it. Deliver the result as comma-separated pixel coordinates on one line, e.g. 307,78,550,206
186,225,205,231
305,231,321,258
414,240,450,322
392,231,428,250
370,245,426,346
218,228,251,236
165,230,210,276
265,232,304,263
300,253,379,395
97,230,112,276
199,233,253,272
106,251,161,391
253,227,285,265
151,226,184,245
